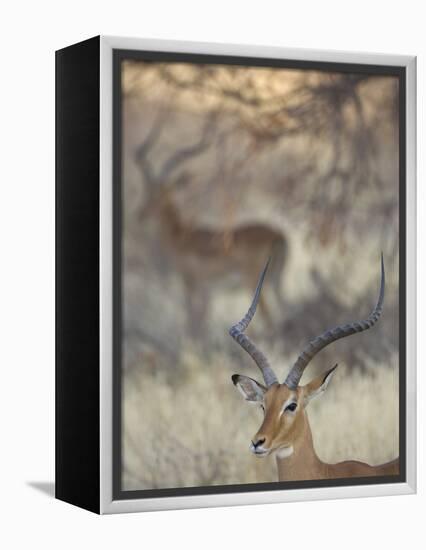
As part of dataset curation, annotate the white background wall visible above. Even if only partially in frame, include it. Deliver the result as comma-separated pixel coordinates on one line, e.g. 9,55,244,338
0,1,424,548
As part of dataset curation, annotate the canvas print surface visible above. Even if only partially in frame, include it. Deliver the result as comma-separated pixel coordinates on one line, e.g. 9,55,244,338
117,56,401,493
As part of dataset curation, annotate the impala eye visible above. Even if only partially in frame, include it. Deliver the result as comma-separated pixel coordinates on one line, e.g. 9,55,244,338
285,402,297,412
260,404,265,412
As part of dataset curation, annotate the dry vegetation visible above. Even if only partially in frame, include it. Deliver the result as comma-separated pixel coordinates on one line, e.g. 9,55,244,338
123,351,398,490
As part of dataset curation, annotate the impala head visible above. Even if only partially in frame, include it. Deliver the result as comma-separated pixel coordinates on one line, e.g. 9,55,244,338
135,109,215,216
232,365,338,457
229,255,385,458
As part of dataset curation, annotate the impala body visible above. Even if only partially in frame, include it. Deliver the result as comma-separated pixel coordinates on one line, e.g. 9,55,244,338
230,256,399,481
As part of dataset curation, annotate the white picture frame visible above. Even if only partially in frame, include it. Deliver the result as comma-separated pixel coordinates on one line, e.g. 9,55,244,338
56,35,416,514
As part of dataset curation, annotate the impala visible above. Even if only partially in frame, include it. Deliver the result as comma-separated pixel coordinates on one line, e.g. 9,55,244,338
230,256,399,480
133,112,287,335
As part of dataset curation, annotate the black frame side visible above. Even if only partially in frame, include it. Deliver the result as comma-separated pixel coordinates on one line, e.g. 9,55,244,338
55,36,100,514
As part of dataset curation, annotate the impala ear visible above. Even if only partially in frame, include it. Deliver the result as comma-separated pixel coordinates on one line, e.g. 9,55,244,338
232,374,266,402
303,364,338,405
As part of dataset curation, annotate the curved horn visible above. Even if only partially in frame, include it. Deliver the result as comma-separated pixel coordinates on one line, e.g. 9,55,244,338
284,254,385,390
229,259,278,387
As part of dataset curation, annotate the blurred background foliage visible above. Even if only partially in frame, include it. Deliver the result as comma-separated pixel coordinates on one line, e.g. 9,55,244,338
120,60,399,490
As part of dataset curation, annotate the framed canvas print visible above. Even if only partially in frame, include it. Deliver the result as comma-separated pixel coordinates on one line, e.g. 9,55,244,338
55,36,416,514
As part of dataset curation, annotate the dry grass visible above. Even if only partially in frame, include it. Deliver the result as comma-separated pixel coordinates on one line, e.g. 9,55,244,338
307,358,399,465
122,350,399,490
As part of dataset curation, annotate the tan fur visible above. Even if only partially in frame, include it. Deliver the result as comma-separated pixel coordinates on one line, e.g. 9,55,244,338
240,374,399,481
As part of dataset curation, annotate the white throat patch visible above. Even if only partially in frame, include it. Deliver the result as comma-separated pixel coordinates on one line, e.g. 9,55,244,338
276,446,294,459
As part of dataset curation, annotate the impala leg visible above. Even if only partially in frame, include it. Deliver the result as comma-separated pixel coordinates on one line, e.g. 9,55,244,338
182,273,209,341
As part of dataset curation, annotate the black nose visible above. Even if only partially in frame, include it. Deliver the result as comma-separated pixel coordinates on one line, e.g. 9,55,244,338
252,438,266,449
